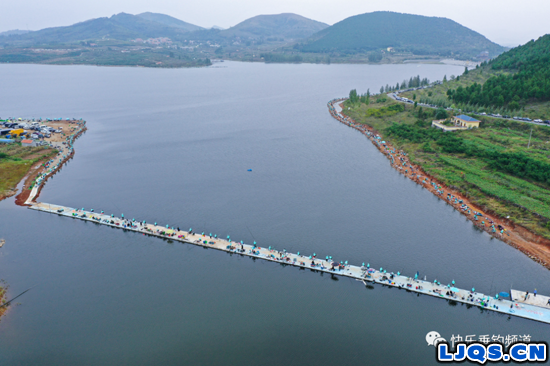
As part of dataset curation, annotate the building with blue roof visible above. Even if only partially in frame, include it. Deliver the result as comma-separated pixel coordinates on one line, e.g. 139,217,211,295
452,114,481,128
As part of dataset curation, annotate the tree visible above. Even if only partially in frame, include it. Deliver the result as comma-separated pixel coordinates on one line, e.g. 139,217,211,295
413,94,416,100
349,89,359,103
368,52,382,62
464,66,469,75
380,86,384,94
443,75,447,82
435,108,448,120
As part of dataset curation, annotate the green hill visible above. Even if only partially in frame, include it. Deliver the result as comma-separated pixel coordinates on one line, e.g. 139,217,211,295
221,13,328,40
136,12,204,32
447,34,550,111
300,11,504,58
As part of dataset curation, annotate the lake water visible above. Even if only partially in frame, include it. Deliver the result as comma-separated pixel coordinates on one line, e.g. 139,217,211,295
0,61,548,365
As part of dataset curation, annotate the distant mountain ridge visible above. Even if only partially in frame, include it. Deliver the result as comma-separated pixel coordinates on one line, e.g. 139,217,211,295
3,13,200,45
1,12,327,46
136,12,204,32
222,13,329,40
0,29,31,37
301,11,505,58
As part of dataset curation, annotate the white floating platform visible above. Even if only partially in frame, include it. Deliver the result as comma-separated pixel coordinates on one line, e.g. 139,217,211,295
29,202,550,325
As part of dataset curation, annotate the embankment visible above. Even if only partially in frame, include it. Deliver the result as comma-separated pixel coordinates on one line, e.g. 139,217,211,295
328,99,550,270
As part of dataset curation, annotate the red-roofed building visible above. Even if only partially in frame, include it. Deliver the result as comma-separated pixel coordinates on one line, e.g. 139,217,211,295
21,139,37,147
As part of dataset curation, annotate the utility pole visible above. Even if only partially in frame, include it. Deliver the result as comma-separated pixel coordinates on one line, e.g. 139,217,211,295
527,127,533,148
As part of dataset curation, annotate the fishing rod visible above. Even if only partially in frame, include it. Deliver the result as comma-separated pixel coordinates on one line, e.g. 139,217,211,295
0,285,36,308
246,225,257,242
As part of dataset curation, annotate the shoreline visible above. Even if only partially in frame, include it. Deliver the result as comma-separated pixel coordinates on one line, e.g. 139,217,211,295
328,99,550,270
14,121,87,206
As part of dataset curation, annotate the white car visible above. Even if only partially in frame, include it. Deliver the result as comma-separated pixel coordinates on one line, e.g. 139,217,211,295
534,119,543,123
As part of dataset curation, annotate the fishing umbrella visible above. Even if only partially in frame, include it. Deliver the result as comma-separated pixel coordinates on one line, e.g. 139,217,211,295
450,287,460,293
499,292,510,298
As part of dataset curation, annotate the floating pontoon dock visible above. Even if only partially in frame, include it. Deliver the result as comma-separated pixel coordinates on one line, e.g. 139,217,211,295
28,201,550,325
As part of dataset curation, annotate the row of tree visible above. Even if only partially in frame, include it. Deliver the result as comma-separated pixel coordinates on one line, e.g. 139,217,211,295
379,75,430,93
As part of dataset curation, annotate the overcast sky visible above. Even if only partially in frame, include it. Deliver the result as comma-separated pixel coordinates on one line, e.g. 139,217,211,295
2,0,548,46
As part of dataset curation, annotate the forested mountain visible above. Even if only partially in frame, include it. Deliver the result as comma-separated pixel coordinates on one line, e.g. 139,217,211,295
448,34,550,110
299,11,504,58
222,13,328,40
136,12,204,32
1,13,198,45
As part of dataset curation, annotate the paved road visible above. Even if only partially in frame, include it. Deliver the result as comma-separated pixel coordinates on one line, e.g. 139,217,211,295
388,91,549,127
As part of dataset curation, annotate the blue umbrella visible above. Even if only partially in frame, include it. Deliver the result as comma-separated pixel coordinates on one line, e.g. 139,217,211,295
499,292,510,298
450,287,460,293
121,214,124,218
367,263,370,268
297,252,300,255
155,222,157,225
472,288,475,292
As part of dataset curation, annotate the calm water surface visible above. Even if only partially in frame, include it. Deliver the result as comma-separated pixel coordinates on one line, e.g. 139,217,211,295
0,62,548,365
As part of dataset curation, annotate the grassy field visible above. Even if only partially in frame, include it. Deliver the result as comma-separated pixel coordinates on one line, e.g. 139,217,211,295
0,143,56,200
345,96,550,239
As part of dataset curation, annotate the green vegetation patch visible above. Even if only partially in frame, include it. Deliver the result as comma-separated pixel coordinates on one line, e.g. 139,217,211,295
344,95,550,238
0,144,56,198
